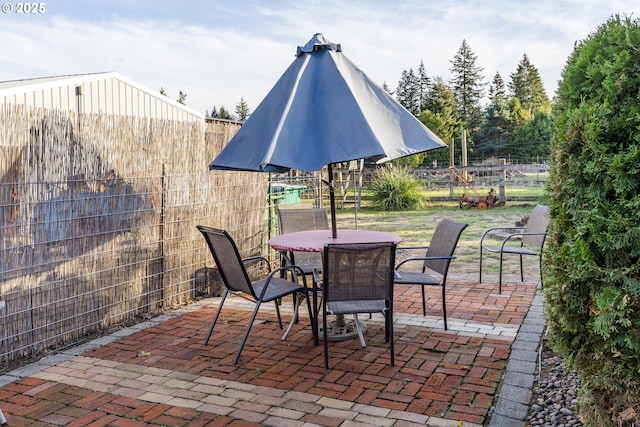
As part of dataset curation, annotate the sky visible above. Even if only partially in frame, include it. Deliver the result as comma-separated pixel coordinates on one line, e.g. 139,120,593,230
0,0,635,116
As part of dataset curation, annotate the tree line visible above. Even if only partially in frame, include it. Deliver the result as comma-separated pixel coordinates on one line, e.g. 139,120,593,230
393,39,552,167
171,38,553,165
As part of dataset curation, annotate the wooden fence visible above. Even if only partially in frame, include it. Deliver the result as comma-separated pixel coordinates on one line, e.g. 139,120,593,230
0,105,271,366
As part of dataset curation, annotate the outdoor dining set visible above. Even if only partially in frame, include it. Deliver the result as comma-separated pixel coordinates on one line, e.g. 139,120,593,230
197,33,549,369
196,203,549,369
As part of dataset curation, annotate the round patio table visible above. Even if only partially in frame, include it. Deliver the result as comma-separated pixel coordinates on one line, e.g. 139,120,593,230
270,229,401,343
269,229,400,252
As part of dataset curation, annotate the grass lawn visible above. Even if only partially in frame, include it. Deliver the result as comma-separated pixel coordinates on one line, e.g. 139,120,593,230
333,201,544,282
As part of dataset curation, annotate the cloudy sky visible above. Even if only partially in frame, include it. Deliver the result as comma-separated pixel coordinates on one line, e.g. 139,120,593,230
0,0,634,115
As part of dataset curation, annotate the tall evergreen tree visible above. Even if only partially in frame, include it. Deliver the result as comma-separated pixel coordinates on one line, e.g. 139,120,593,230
487,72,509,118
417,60,432,112
234,97,251,122
475,72,512,158
449,39,485,135
508,54,551,115
395,68,421,115
420,77,461,165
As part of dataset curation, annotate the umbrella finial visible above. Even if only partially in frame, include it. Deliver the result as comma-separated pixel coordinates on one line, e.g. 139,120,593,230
297,34,341,56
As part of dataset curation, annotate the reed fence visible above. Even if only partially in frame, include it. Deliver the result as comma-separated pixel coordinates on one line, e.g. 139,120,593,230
0,104,282,367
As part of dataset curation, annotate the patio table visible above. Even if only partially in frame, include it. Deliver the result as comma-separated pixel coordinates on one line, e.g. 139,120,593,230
270,229,401,344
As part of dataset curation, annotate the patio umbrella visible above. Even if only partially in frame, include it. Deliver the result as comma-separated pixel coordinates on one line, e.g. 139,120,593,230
209,33,446,237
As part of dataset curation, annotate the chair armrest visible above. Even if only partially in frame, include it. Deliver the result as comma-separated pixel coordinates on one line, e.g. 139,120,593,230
396,255,456,270
480,226,525,244
242,255,271,270
266,264,308,285
499,231,548,249
396,245,429,251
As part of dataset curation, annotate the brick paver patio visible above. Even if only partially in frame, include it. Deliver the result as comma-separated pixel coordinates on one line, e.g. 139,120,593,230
0,277,538,426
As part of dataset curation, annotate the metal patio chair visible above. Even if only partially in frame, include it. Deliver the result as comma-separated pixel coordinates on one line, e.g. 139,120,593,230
277,206,329,275
479,204,549,293
316,241,397,369
394,219,468,331
197,225,313,364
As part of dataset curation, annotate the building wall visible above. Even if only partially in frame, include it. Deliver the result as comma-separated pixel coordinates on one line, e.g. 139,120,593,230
0,73,204,122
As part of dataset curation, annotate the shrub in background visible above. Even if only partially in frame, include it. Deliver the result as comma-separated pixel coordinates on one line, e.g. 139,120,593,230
545,15,640,426
370,166,424,211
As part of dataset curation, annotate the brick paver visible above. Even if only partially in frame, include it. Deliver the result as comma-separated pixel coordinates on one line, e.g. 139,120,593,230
0,277,538,426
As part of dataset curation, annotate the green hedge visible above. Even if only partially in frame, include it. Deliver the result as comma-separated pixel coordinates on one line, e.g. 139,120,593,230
545,15,640,426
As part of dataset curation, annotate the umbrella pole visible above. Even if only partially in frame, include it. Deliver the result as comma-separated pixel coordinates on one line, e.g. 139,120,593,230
328,164,338,238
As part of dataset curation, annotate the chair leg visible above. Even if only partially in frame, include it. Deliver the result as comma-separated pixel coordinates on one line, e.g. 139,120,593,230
274,300,283,329
499,252,504,294
519,254,524,282
282,293,301,341
479,246,484,283
384,302,390,343
234,300,263,365
353,314,366,348
539,253,544,288
388,306,394,367
323,308,329,369
421,286,426,316
312,288,320,346
441,284,448,331
303,290,316,343
205,289,229,345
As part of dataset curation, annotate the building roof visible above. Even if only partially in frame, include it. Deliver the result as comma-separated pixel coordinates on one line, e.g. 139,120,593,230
0,72,204,121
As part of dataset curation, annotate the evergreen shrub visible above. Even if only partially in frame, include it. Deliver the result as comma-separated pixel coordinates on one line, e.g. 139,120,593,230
545,15,640,426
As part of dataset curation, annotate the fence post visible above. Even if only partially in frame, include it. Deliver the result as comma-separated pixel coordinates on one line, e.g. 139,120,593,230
0,301,5,367
499,158,507,202
449,137,455,198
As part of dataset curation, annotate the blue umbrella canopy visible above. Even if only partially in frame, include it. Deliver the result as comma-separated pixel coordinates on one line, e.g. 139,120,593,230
209,33,446,173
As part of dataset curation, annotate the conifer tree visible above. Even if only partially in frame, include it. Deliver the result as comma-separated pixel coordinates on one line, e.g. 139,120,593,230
218,106,233,120
508,54,550,115
234,97,251,122
546,15,640,425
449,39,485,135
475,72,511,158
417,60,431,113
395,68,420,115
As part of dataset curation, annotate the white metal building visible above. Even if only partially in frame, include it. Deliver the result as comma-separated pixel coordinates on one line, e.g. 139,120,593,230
0,72,204,122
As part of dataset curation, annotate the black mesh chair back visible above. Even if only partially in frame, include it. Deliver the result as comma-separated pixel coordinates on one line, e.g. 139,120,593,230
197,225,312,364
395,219,468,330
278,206,329,234
321,241,397,368
423,219,469,276
200,227,257,298
277,206,329,274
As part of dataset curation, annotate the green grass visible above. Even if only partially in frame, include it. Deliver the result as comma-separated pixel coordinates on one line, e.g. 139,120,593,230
333,203,540,279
